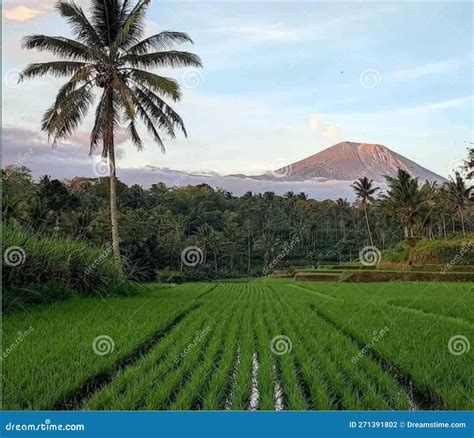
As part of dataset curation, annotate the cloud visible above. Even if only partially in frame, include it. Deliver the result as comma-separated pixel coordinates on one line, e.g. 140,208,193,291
3,5,45,22
2,126,130,179
391,59,462,81
308,116,342,142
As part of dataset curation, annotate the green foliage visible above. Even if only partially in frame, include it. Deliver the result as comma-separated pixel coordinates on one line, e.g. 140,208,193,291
410,237,474,265
2,225,124,307
4,280,473,410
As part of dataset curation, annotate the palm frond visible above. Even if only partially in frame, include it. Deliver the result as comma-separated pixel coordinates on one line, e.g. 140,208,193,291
22,35,99,61
55,1,103,47
128,69,181,101
90,91,108,154
42,84,95,144
134,84,186,138
90,0,123,47
115,0,152,50
127,31,193,55
21,61,87,80
123,51,202,69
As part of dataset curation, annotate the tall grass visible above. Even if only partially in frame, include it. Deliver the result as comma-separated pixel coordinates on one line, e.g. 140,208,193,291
2,225,125,308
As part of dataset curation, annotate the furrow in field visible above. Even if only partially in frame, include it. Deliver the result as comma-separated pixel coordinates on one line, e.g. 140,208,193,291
307,303,443,410
170,305,242,410
283,299,409,410
272,301,337,410
53,302,203,410
265,305,310,410
230,298,256,410
383,302,474,330
151,304,238,410
85,297,232,409
255,299,281,410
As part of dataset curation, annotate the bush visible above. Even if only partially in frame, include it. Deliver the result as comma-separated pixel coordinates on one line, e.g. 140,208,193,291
343,271,474,282
410,238,474,266
2,225,124,297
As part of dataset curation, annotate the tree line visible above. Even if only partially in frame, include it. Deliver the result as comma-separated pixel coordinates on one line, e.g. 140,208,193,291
3,159,472,280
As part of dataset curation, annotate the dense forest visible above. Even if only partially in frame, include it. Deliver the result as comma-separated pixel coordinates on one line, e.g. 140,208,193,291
3,150,472,281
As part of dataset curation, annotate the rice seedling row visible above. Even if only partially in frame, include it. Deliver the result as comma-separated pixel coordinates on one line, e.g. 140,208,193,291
4,280,473,410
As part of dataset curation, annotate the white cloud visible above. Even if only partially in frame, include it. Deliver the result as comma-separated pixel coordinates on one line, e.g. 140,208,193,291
392,59,462,81
3,6,45,22
308,116,343,143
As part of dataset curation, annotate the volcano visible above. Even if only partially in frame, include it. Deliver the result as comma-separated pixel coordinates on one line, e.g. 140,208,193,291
256,141,446,183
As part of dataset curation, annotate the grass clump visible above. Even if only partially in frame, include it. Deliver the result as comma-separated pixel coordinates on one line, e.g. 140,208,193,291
2,225,124,308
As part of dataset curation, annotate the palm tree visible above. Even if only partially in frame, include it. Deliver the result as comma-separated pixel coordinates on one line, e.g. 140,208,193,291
445,172,472,237
383,169,425,239
20,0,202,271
465,148,474,180
351,177,378,246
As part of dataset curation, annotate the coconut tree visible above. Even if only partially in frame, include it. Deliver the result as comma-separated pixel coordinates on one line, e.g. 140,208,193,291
445,172,472,237
20,0,202,271
351,176,379,246
383,169,425,239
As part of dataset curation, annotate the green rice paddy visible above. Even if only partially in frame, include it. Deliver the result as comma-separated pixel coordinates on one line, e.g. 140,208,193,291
3,279,473,410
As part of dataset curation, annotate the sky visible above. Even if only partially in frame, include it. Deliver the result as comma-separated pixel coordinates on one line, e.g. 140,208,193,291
2,0,473,180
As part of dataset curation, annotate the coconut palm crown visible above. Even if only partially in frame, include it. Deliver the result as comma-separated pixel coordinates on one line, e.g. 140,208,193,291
20,0,202,268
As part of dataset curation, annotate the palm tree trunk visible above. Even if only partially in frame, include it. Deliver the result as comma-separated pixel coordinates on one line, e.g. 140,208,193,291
105,109,122,272
363,203,374,247
460,209,466,237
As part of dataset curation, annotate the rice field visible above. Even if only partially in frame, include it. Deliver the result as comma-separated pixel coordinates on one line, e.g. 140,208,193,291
2,279,473,410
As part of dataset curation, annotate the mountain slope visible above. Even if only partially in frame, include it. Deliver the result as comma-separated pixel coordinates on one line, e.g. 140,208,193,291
257,142,446,183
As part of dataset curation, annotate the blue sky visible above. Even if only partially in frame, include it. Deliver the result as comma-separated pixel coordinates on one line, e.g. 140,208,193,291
2,0,473,178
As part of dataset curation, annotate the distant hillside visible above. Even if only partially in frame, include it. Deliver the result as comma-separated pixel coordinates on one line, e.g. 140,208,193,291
252,142,447,183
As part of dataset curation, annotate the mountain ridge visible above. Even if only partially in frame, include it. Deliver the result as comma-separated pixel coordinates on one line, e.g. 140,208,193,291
250,141,446,183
